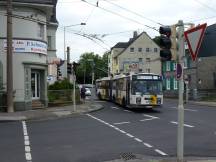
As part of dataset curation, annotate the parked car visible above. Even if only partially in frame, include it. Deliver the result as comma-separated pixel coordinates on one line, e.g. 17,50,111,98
85,88,91,96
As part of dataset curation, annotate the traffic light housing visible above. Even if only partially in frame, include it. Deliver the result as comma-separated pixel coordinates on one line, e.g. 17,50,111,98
72,62,80,75
57,65,62,80
159,25,177,61
67,63,72,74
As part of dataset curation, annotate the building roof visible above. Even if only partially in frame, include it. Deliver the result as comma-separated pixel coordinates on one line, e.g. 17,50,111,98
0,0,58,23
0,0,54,4
111,42,129,49
111,32,143,58
199,24,216,57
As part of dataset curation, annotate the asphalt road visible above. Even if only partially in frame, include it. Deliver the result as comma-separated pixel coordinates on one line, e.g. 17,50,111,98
0,97,216,162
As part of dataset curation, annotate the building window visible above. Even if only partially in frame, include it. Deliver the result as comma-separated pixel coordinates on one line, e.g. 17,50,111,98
38,23,44,39
166,61,170,71
166,78,170,90
146,68,150,73
173,62,177,70
146,58,150,62
183,58,188,69
146,48,150,52
130,47,134,52
174,78,178,90
138,58,142,62
154,48,158,52
47,36,52,49
139,69,142,72
138,48,142,52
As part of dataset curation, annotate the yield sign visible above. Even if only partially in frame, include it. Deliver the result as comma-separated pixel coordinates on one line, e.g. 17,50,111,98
184,23,207,61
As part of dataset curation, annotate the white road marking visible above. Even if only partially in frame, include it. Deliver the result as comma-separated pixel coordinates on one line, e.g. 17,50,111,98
143,143,153,148
87,114,166,155
119,130,126,134
24,140,30,146
155,149,168,156
143,114,158,119
126,133,134,138
170,121,194,128
169,106,197,112
140,118,156,122
25,146,31,152
124,110,131,112
134,138,142,143
111,106,119,109
22,121,33,162
24,136,29,141
114,121,130,125
25,153,32,161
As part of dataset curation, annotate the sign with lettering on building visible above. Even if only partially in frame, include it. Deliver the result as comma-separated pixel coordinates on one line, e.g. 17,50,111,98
3,39,47,55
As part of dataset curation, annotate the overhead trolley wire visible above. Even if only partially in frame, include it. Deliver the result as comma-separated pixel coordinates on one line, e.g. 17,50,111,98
81,0,159,32
103,0,164,26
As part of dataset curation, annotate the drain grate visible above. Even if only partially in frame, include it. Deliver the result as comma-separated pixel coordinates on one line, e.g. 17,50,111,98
120,152,137,161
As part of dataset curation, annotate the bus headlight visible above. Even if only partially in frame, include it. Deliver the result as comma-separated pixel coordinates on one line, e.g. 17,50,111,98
136,97,141,104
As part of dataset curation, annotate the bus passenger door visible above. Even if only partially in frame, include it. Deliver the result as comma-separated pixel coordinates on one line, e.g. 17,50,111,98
126,79,130,105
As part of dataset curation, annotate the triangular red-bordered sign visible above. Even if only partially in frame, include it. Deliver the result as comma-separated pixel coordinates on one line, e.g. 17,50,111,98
184,23,207,61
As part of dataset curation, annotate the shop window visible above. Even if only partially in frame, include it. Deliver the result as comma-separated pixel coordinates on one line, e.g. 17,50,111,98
166,78,170,90
174,78,178,90
166,61,170,71
173,62,177,70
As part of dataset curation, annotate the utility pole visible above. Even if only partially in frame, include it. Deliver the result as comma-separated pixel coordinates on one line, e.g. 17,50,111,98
177,20,185,162
7,0,14,112
67,47,70,80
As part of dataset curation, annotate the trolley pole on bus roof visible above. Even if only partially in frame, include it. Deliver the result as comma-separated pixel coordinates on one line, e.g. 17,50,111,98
177,20,185,162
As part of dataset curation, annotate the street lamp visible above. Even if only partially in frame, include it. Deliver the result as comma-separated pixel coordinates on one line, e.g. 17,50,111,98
63,23,86,60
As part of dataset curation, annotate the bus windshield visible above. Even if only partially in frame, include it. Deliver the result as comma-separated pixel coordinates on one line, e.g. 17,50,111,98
131,80,162,95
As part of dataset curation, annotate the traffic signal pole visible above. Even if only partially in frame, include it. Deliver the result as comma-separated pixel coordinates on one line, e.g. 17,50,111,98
177,20,185,162
67,47,70,80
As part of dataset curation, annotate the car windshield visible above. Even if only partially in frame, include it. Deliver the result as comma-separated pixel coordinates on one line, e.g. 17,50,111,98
131,80,162,95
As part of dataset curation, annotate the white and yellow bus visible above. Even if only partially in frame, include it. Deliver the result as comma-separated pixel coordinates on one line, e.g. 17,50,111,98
96,73,163,108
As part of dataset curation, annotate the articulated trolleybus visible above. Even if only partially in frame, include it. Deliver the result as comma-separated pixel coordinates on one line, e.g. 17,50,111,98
96,73,163,108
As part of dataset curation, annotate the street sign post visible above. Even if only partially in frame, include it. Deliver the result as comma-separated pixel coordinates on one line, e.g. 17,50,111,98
184,23,207,61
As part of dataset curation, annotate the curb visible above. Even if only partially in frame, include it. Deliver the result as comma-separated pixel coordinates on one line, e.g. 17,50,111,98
0,103,104,122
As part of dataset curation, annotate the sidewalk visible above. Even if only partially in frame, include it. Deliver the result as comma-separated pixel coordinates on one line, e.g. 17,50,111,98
164,98,216,107
0,101,103,121
104,156,216,162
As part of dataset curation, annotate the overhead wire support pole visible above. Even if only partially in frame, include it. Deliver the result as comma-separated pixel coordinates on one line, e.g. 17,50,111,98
177,20,185,162
7,0,14,112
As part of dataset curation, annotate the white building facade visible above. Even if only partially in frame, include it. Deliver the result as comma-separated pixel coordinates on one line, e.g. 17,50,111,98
0,0,58,111
109,32,161,76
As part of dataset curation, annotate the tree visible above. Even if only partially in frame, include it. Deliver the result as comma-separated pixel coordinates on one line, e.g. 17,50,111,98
153,36,160,46
75,52,109,84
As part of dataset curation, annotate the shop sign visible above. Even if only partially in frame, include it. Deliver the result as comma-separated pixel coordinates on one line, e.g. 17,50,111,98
4,39,47,55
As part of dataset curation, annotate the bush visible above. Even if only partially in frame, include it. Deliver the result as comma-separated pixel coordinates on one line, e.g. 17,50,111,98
48,79,73,90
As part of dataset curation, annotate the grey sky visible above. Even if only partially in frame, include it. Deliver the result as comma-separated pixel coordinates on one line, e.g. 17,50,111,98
56,0,216,61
